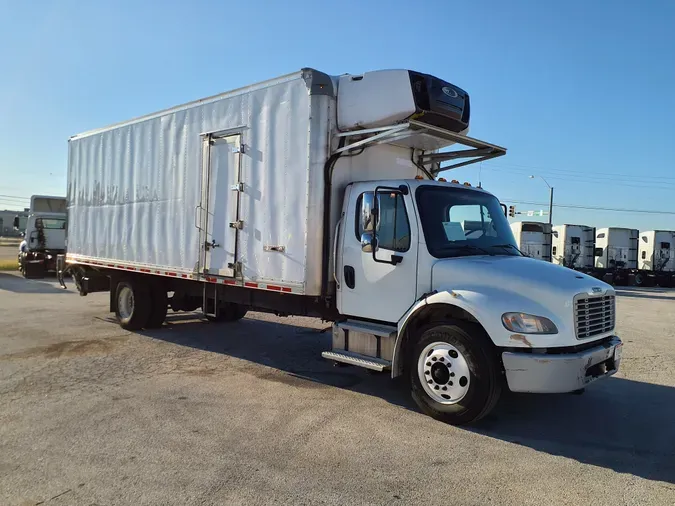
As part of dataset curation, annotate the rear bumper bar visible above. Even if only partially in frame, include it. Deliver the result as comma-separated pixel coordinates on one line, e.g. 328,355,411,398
502,336,622,393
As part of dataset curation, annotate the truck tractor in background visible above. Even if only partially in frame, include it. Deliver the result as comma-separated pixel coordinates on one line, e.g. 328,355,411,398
510,221,552,261
16,196,67,278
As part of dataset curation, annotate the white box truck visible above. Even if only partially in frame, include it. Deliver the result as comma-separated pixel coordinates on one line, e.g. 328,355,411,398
16,195,67,278
636,230,675,287
594,227,639,286
551,224,595,269
509,221,552,261
59,68,622,425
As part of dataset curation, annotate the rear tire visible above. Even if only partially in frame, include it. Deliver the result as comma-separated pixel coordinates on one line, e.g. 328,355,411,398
115,279,151,330
146,284,168,328
206,303,248,323
409,322,502,425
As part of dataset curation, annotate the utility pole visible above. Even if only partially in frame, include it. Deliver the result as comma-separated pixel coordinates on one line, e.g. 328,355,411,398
548,186,554,225
530,175,553,224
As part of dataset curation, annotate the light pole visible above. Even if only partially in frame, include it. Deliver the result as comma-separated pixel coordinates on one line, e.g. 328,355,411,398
529,175,553,224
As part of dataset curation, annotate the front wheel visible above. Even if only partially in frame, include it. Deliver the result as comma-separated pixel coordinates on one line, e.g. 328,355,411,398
410,322,502,425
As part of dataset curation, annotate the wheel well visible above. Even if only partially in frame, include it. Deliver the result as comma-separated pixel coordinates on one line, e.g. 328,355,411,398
393,303,485,378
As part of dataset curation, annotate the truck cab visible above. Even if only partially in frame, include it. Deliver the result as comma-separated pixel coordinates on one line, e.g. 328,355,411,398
17,196,67,278
329,178,621,424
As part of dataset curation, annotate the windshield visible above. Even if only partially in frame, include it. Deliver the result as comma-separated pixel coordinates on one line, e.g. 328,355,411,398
35,218,67,230
415,185,520,258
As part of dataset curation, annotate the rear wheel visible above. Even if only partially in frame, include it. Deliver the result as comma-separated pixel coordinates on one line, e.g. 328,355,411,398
410,322,502,425
115,279,151,330
206,303,248,323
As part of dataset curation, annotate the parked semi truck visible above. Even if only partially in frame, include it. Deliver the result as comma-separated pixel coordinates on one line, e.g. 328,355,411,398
509,221,552,261
551,224,595,269
636,230,675,287
58,68,622,425
593,227,639,286
16,195,67,278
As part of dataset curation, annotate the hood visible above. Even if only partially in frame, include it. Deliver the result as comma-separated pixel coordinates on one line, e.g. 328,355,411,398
431,255,612,300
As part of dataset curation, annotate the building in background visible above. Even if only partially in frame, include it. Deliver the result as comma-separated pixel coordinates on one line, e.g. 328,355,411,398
0,209,28,237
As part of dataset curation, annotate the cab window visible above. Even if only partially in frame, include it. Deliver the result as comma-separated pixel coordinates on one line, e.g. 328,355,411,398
356,192,410,252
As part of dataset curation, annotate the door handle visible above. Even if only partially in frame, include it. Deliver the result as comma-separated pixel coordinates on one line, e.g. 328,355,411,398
344,265,355,289
205,239,220,250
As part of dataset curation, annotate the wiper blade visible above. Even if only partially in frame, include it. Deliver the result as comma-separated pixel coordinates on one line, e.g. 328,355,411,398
492,244,526,256
443,244,494,256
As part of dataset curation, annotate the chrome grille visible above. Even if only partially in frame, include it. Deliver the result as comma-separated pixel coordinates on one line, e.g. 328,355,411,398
575,294,615,339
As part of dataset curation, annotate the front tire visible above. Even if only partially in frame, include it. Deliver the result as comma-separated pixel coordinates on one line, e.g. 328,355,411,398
410,322,502,425
115,279,151,330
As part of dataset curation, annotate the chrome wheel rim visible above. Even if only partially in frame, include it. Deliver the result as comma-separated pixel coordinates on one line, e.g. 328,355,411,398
418,341,471,404
118,286,134,320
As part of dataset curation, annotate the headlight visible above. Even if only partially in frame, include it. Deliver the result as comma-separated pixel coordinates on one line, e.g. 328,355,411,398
501,313,558,334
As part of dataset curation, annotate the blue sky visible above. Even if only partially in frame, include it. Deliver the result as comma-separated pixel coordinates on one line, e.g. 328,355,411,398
1,0,673,230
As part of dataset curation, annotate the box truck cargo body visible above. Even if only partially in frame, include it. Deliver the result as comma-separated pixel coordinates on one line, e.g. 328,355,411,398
551,224,595,269
60,68,621,425
509,221,552,261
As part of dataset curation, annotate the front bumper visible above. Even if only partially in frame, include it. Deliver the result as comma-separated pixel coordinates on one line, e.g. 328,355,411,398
502,336,622,393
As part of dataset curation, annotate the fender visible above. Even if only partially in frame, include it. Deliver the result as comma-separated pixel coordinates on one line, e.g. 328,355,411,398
392,286,560,378
392,290,484,378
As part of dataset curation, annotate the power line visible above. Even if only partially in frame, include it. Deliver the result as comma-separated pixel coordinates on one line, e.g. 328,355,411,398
0,194,30,200
480,166,675,190
485,160,675,182
503,199,675,215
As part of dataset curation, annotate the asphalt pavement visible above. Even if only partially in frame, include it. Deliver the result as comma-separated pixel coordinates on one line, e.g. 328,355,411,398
1,272,674,505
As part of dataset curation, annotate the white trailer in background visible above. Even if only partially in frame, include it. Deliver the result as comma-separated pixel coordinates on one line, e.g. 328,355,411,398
58,67,622,425
636,230,675,287
551,224,595,269
510,221,552,261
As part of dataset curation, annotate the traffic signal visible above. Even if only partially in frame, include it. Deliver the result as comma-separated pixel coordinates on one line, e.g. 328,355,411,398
508,205,516,217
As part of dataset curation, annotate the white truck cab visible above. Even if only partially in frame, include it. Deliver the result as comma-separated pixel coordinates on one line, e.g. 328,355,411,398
329,178,620,423
17,195,67,278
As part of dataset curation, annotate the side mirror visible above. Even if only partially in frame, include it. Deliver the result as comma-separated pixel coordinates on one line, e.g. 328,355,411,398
361,233,375,253
594,247,603,257
360,193,376,233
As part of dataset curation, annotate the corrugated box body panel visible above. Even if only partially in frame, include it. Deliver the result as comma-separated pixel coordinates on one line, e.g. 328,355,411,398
67,73,321,292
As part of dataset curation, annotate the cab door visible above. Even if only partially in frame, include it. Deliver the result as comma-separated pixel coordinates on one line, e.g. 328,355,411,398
337,183,419,323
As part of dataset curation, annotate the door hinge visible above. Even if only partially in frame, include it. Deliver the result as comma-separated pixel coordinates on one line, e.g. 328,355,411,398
229,220,244,230
230,182,244,192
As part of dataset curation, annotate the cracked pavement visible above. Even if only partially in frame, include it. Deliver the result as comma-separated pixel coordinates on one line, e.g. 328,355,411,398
1,272,674,505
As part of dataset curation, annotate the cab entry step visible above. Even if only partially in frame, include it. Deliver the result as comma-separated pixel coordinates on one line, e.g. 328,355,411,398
321,350,391,371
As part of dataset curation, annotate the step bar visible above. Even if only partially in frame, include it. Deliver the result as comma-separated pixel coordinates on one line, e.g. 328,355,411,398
336,319,397,337
321,350,391,372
